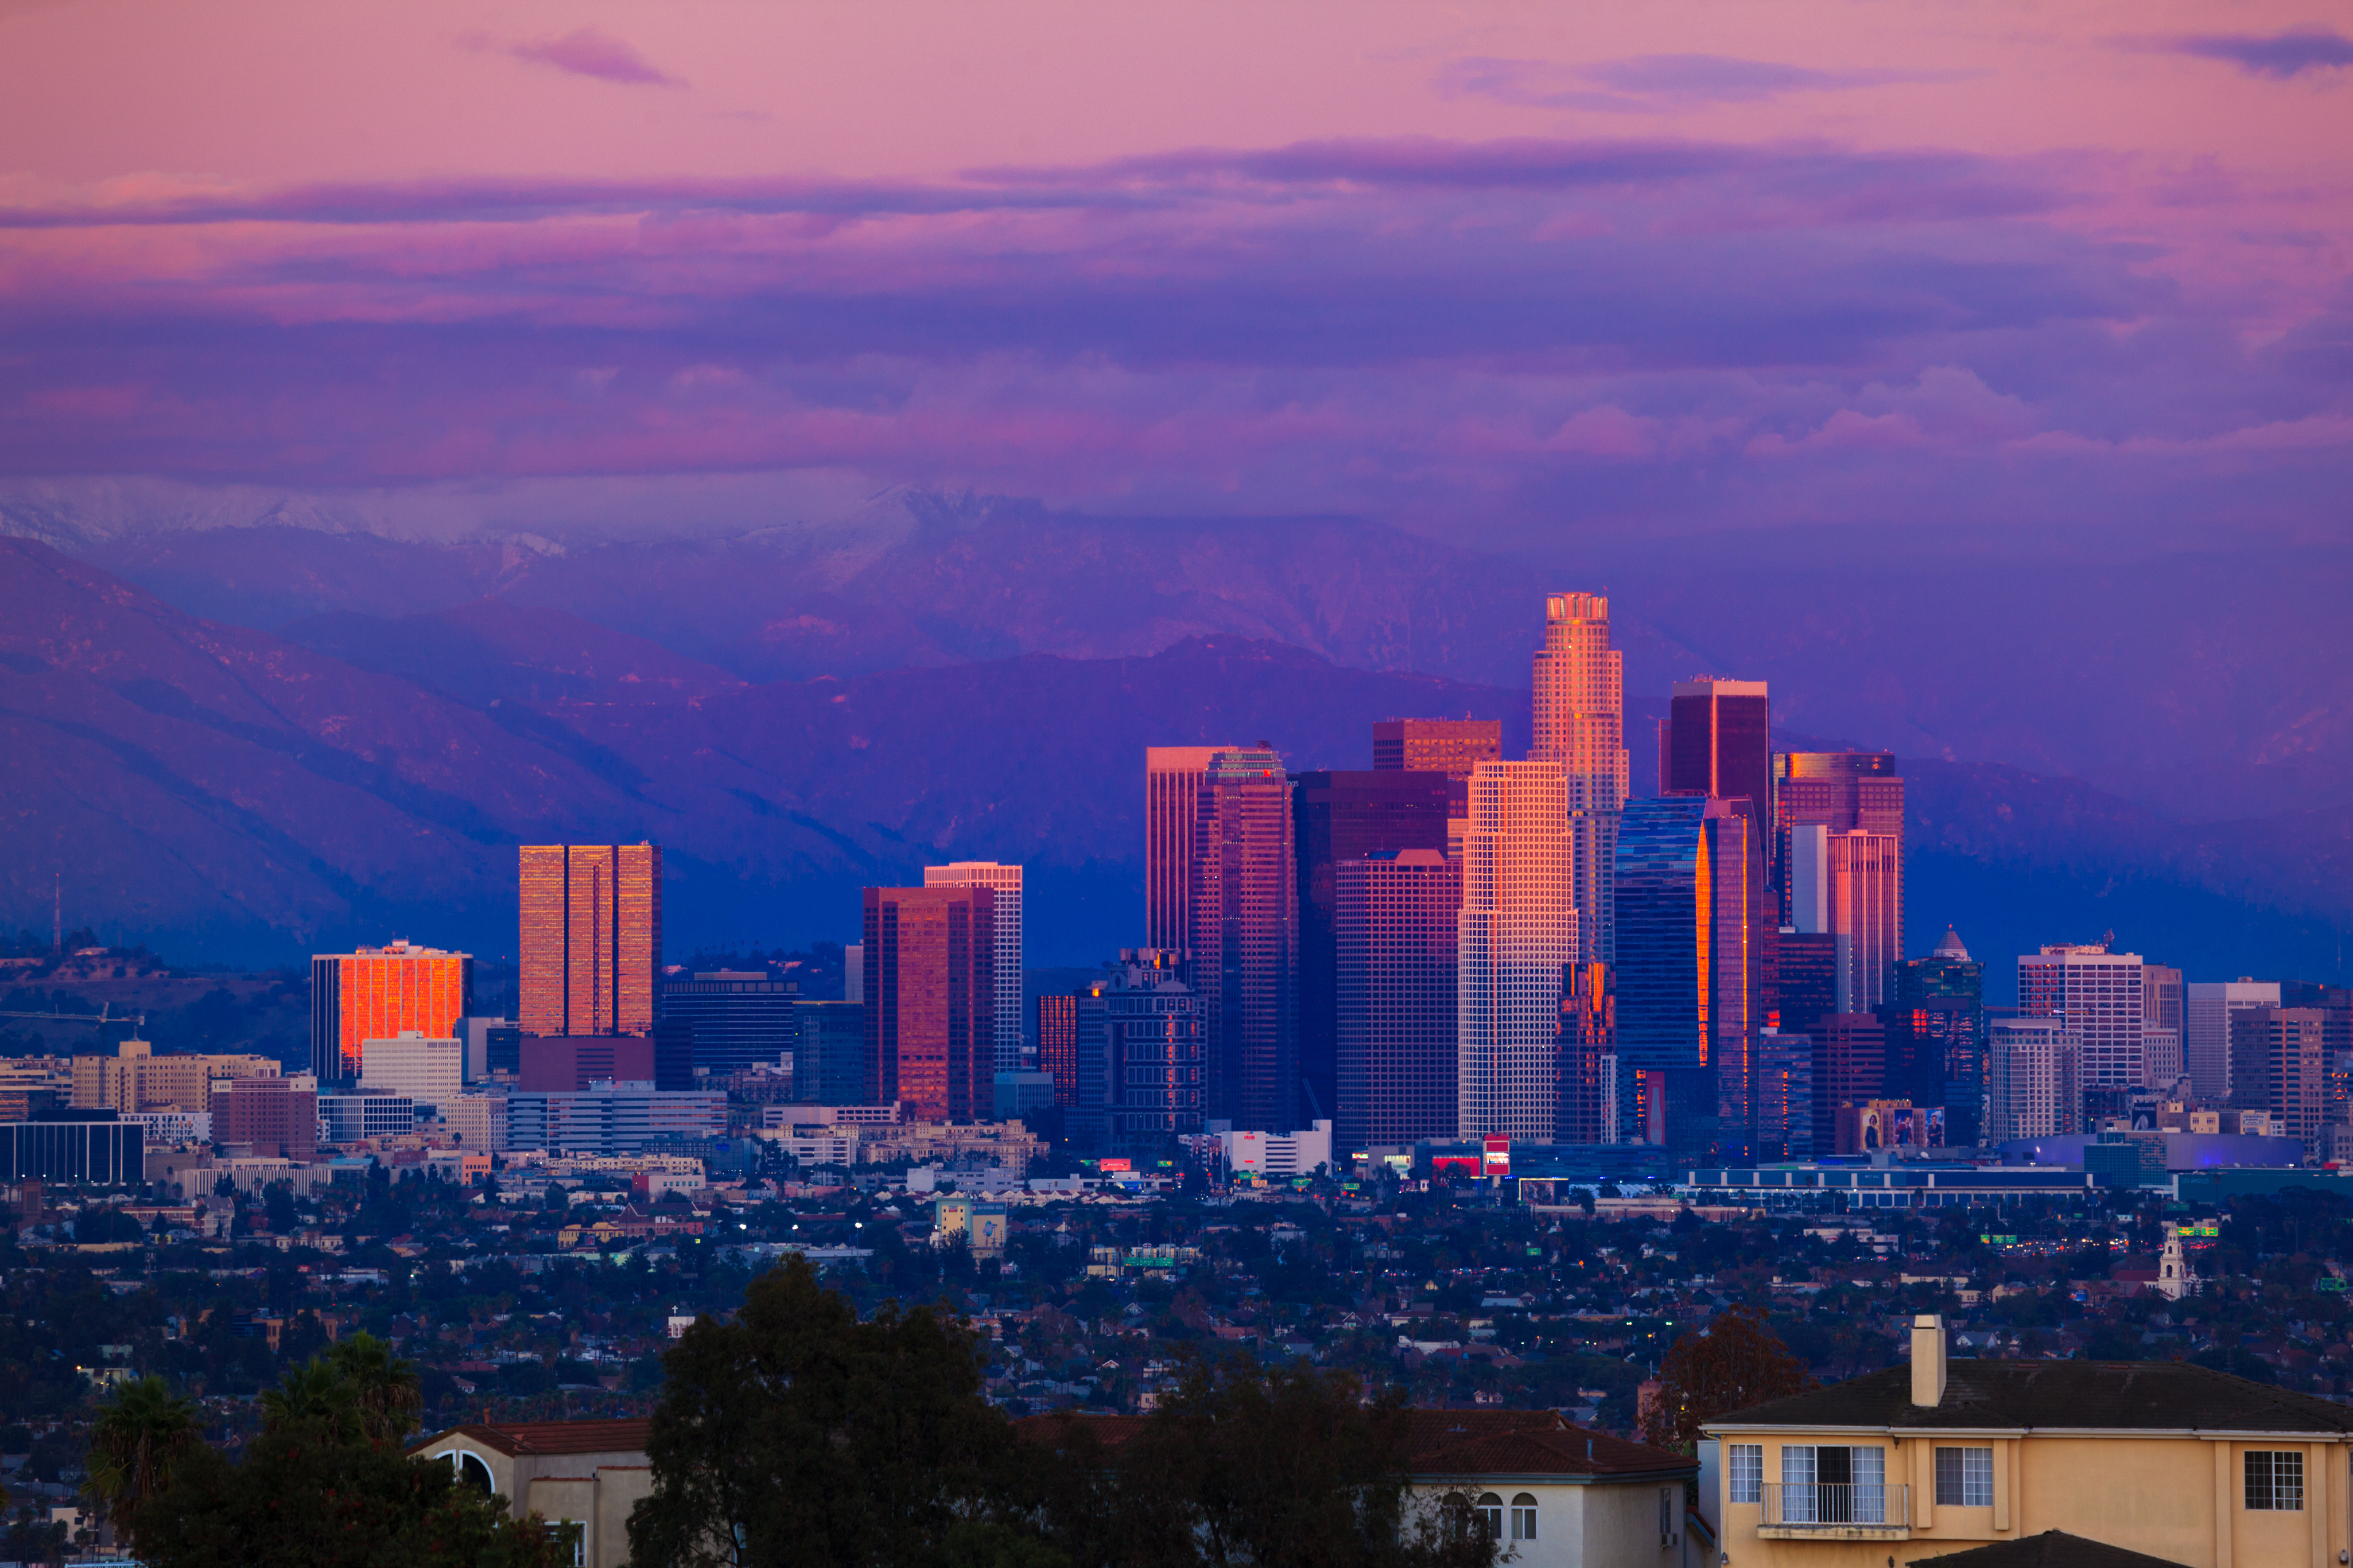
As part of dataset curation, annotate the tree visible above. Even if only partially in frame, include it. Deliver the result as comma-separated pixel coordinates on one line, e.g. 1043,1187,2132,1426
627,1254,1026,1568
259,1359,358,1435
83,1376,200,1548
328,1332,423,1445
1638,1305,1814,1453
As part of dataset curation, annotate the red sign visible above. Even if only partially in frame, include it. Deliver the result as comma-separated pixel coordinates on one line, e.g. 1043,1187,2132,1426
1098,1158,1133,1172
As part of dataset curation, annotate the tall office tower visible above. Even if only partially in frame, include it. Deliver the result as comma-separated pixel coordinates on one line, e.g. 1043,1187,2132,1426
791,1001,867,1106
1659,679,1773,854
1530,593,1630,964
1558,961,1618,1146
1295,771,1451,1123
1787,824,1902,1014
1146,746,1232,952
310,941,474,1084
1071,949,1203,1155
923,863,1025,1075
1036,993,1078,1108
1457,762,1576,1143
1186,747,1299,1130
2231,1008,2330,1157
2137,962,2185,1090
1614,795,1766,1161
862,885,996,1123
1770,930,1838,1038
2018,942,2145,1094
658,970,798,1078
1372,719,1504,803
518,843,662,1038
1887,927,1987,1146
1987,1017,2080,1141
2184,980,2280,1102
1334,850,1460,1153
1811,1013,1886,1157
1772,752,1902,914
1755,1029,1814,1161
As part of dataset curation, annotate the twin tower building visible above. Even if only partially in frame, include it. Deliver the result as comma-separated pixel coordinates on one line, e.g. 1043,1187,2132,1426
1138,592,1902,1167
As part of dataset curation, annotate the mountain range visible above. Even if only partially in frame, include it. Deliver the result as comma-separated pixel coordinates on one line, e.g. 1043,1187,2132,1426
1,512,2346,995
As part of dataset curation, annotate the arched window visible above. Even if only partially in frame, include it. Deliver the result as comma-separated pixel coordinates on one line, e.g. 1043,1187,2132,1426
1477,1493,1503,1540
1511,1493,1538,1542
452,1451,494,1495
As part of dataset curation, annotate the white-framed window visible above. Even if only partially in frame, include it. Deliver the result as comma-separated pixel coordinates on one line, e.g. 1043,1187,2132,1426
1477,1493,1502,1539
1936,1446,1994,1507
1511,1493,1537,1542
1729,1442,1762,1504
2246,1451,2305,1511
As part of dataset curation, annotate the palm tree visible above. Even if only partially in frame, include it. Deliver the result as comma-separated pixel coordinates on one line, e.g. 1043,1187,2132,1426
83,1375,199,1546
259,1357,358,1434
329,1332,423,1445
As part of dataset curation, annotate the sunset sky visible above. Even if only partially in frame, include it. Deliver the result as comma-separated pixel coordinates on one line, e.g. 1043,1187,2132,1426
2,0,2347,554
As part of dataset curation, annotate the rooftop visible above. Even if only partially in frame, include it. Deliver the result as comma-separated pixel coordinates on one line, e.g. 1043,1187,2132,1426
1711,1359,2353,1435
1909,1530,2191,1568
414,1418,652,1458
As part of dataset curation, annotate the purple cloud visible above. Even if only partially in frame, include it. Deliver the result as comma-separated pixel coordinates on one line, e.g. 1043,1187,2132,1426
1435,54,1967,114
2156,26,2353,77
469,26,684,88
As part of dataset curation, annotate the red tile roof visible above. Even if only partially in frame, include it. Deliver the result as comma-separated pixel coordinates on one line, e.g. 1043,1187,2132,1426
414,1418,653,1458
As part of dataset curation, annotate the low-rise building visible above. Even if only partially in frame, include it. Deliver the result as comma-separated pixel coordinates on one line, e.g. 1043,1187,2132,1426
410,1419,652,1568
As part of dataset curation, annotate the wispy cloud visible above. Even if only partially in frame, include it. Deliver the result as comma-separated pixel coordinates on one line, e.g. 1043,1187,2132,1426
1435,54,1968,115
2150,26,2353,78
463,26,684,88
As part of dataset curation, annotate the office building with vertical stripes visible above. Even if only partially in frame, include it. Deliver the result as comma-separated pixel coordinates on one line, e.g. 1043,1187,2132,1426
518,844,662,1040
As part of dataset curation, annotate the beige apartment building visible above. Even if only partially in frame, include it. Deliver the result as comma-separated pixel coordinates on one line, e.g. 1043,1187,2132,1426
71,1039,279,1113
411,1418,653,1568
1704,1317,2353,1568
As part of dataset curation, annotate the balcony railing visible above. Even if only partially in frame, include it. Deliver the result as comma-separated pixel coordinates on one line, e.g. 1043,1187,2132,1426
1761,1482,1909,1530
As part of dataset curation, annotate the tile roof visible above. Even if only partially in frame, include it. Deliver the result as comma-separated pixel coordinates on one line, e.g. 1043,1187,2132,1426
1907,1531,2192,1568
1710,1359,2353,1435
1019,1407,1692,1481
416,1418,653,1457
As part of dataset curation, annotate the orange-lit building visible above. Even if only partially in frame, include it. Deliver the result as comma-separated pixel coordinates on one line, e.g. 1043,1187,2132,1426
1036,993,1077,1107
863,885,995,1122
518,845,662,1039
310,941,473,1083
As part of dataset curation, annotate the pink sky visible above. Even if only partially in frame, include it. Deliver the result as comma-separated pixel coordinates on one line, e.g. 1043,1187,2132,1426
1,0,2347,549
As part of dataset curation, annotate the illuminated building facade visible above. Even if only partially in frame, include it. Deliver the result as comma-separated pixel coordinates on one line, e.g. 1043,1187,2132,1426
1072,949,1202,1155
863,885,996,1123
1772,751,1902,919
1372,718,1503,842
1334,849,1459,1152
518,844,662,1040
1295,770,1450,1123
1145,746,1229,953
2018,942,2145,1091
1788,825,1902,1014
923,862,1025,1074
1988,1017,2079,1141
1457,761,1575,1143
1886,926,1986,1146
310,940,473,1083
1186,748,1299,1130
1558,960,1618,1146
1660,678,1773,853
1036,993,1078,1108
1530,592,1629,963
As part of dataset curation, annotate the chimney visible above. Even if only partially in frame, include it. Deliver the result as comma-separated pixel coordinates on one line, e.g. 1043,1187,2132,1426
1911,1314,1946,1407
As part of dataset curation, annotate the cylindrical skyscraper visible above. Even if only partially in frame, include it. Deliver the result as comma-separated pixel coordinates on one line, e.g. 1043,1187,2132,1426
1457,760,1576,1142
1531,593,1628,964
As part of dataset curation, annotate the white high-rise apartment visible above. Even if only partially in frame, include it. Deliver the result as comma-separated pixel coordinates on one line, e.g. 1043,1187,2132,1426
923,861,1024,1074
1987,1017,2079,1141
2184,979,2281,1103
1457,761,1576,1142
1789,825,1902,1014
359,1030,463,1110
2018,943,2145,1090
1530,593,1627,964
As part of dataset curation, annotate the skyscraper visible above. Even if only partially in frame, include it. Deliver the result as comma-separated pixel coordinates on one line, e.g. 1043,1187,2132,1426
1530,593,1629,964
518,843,662,1038
1788,824,1901,1014
1072,949,1203,1156
1294,771,1450,1122
1146,746,1230,953
1987,1017,2079,1141
1335,849,1459,1153
1887,927,1987,1146
1457,761,1575,1143
863,884,996,1122
1770,930,1838,1037
1772,752,1902,915
1186,747,1299,1130
924,862,1025,1075
658,971,798,1078
1813,1013,1886,1157
2141,962,2185,1090
1371,718,1503,792
1660,678,1773,852
791,1001,867,1106
309,940,474,1084
1614,795,1766,1161
2231,1007,2330,1157
1558,960,1618,1146
2018,941,2145,1092
1754,1028,1813,1161
2184,979,2281,1102
1036,993,1078,1108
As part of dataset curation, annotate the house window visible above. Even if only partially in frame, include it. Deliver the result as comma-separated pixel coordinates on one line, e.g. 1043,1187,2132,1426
1729,1443,1762,1504
1511,1494,1537,1542
1936,1446,1994,1507
1780,1444,1886,1524
2246,1451,2305,1511
1477,1493,1502,1539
